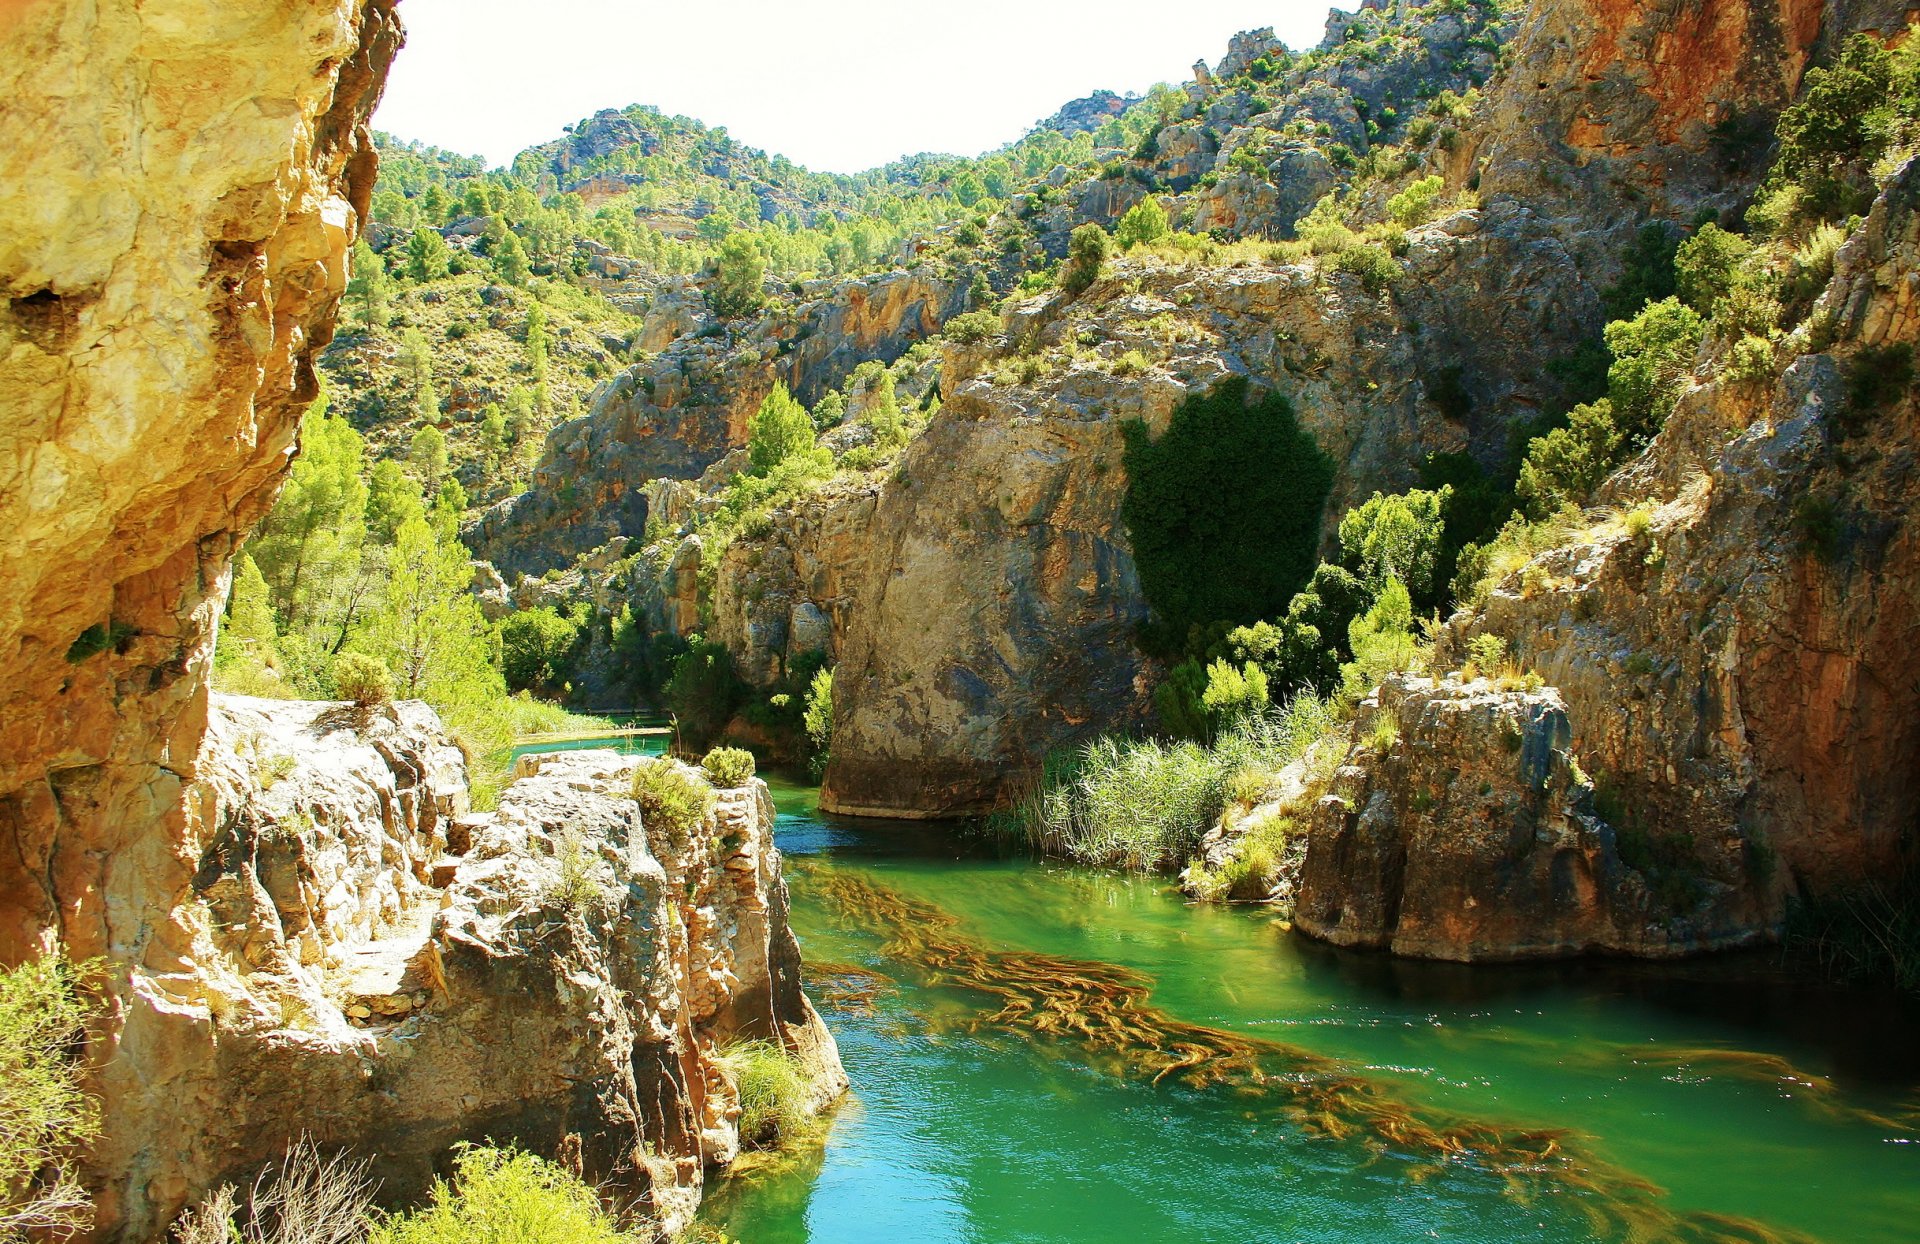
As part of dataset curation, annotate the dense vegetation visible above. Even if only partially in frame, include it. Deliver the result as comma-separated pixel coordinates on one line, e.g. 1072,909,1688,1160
0,955,96,1242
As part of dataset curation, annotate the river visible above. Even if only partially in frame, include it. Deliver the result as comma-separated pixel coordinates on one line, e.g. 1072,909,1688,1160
517,738,1919,1241
701,775,1919,1244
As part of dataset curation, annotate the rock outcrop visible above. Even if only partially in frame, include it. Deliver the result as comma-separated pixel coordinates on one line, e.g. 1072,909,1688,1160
98,696,843,1239
473,270,963,578
1295,153,1920,960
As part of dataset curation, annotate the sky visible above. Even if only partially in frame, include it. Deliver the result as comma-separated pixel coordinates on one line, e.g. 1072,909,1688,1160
373,1,1335,174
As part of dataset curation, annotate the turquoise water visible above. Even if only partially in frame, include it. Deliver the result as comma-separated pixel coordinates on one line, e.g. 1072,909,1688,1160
506,716,671,766
690,774,1920,1244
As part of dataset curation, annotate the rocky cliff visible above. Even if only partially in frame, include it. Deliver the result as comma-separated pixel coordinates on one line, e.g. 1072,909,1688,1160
1294,148,1920,960
97,695,843,1238
474,269,964,577
0,0,399,967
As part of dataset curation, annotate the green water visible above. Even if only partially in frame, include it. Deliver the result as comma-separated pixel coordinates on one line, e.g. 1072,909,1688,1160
687,775,1920,1244
506,716,671,766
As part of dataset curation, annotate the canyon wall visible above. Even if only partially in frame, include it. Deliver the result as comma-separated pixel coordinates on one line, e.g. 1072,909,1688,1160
0,0,398,965
1296,154,1920,960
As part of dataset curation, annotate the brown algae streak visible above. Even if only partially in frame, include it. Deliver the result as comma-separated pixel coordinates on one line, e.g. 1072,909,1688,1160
805,866,1826,1244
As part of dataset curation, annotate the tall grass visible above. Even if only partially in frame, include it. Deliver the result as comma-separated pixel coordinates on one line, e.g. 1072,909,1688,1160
1022,694,1338,872
718,1041,814,1149
0,953,97,1241
1785,854,1920,993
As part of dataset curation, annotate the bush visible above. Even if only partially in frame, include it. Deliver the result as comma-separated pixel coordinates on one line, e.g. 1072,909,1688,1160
1121,377,1335,639
1515,399,1623,517
332,652,393,707
1115,197,1171,250
1060,223,1112,297
0,954,97,1241
1200,659,1269,727
1386,175,1445,227
942,309,1001,344
803,666,834,782
633,760,716,847
368,1147,638,1244
1842,342,1914,429
746,381,822,476
1329,243,1401,292
700,746,756,789
707,234,766,320
720,1041,814,1148
173,1138,377,1244
1336,487,1451,612
1028,701,1333,872
499,607,583,695
664,635,742,750
1674,224,1753,315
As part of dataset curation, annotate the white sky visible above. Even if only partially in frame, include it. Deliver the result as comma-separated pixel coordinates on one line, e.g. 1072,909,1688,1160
373,1,1336,173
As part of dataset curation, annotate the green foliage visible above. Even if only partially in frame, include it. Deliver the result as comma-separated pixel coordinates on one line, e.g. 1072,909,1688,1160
942,309,1001,344
1121,377,1334,639
1336,487,1451,612
333,652,394,706
366,515,504,709
1772,33,1913,219
1026,700,1334,872
1114,197,1171,250
347,239,390,330
366,459,426,545
664,635,743,749
1515,399,1623,517
1342,578,1422,700
220,554,280,669
1060,223,1112,297
1152,658,1215,742
1386,174,1445,227
368,1147,640,1244
1841,342,1915,430
0,953,98,1241
1604,297,1704,442
747,381,821,475
499,607,583,695
1464,632,1507,674
803,666,834,782
409,424,449,496
1673,223,1753,315
720,1041,814,1149
632,760,716,847
405,227,450,282
708,234,767,319
1329,243,1402,292
700,746,757,789
250,396,369,634
1200,659,1270,725
859,367,908,449
491,228,531,286
1601,222,1680,320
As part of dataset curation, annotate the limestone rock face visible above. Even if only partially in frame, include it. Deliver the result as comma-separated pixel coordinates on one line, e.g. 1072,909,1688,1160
474,270,962,578
1293,675,1761,960
0,0,398,987
100,699,843,1239
1297,156,1920,960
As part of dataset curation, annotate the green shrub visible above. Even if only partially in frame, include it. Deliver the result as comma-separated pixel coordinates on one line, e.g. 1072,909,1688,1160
1842,342,1914,429
1337,487,1451,612
0,954,98,1241
700,746,756,789
1464,633,1507,673
1110,348,1152,377
1060,223,1112,297
333,652,394,707
1386,175,1445,227
664,635,743,749
1673,223,1753,315
368,1147,639,1244
1200,659,1270,726
942,309,1001,344
1330,243,1402,292
1515,399,1624,517
1115,197,1171,250
633,761,716,847
1121,377,1334,639
720,1041,814,1149
801,666,834,782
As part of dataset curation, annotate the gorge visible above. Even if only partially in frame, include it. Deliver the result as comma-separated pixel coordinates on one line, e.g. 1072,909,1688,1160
3,0,1919,1241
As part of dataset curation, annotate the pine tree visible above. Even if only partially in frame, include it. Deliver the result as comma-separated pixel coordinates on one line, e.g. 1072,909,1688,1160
708,234,766,319
347,239,390,329
746,381,817,475
221,554,280,668
493,229,530,285
249,392,368,632
410,425,449,498
367,459,425,545
367,515,503,708
405,227,450,282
